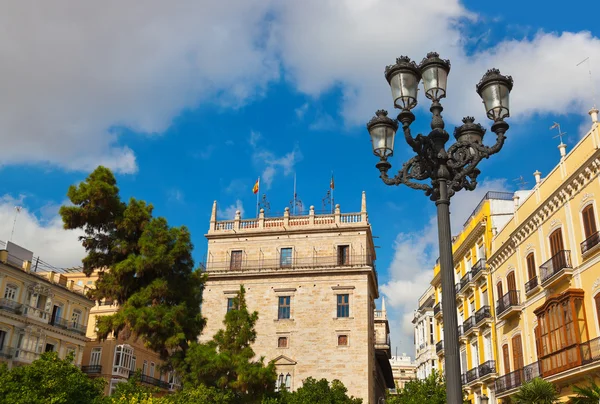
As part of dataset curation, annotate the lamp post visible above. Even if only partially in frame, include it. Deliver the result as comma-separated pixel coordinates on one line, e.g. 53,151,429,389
367,52,513,404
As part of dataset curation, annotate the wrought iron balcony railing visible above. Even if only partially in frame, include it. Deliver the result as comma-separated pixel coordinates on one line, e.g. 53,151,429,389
478,360,496,377
463,316,476,334
496,290,520,317
466,367,479,383
204,254,375,272
539,250,572,284
81,365,102,374
433,302,442,316
458,272,472,293
581,231,600,255
0,298,22,314
471,258,486,277
474,306,491,325
524,276,539,294
495,362,540,394
436,340,444,353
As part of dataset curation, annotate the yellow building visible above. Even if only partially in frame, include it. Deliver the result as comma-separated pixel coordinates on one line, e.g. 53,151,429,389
489,108,600,402
0,241,93,368
432,191,516,403
63,270,178,395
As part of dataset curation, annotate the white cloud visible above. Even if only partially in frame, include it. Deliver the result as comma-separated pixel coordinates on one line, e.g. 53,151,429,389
167,189,185,204
380,178,510,356
295,103,309,120
249,131,302,189
0,195,85,268
217,199,245,220
3,1,600,174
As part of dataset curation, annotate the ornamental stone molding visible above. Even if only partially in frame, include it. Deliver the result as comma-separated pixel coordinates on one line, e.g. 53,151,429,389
488,155,600,271
593,277,600,292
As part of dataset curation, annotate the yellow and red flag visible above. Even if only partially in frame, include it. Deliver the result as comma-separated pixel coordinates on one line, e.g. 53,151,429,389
252,178,260,194
330,174,335,190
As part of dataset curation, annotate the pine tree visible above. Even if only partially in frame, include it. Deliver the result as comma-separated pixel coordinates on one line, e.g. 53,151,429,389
60,166,205,362
182,285,276,402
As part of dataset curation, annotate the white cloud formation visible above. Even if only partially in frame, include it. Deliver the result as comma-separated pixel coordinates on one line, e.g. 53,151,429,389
249,131,302,189
380,178,510,355
0,195,85,268
217,199,245,220
2,1,600,174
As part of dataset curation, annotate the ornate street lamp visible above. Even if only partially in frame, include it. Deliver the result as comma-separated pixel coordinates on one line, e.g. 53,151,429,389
367,52,513,404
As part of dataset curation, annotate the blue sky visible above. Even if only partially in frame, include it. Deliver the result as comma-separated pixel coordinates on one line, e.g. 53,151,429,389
1,0,599,356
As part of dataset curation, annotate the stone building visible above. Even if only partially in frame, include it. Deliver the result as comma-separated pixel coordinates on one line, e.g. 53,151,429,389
199,193,394,403
489,108,600,402
389,354,416,391
64,270,178,395
0,241,93,368
432,191,515,403
412,285,436,380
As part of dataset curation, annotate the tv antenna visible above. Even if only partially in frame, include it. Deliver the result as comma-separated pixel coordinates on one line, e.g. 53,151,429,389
10,206,22,242
576,57,597,108
513,176,528,190
550,122,566,145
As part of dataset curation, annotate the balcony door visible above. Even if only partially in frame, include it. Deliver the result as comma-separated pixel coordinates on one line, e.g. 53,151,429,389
582,205,597,239
549,229,565,270
502,344,510,373
512,334,524,384
507,272,517,305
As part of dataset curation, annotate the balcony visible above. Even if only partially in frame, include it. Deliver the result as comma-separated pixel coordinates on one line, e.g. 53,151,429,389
82,365,102,374
204,254,375,273
22,305,50,322
466,367,479,384
457,272,473,296
581,231,600,256
0,346,14,359
539,250,573,288
433,302,442,319
0,298,22,314
463,316,477,336
496,362,540,395
524,276,540,295
496,290,521,321
49,316,86,335
478,360,497,382
436,340,444,355
130,371,170,389
474,306,492,327
471,259,487,282
13,347,41,363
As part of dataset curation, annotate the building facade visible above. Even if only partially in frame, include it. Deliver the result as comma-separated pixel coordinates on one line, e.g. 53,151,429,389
0,241,93,368
389,354,417,391
63,270,177,395
199,193,394,403
412,285,436,380
489,109,600,402
432,191,515,403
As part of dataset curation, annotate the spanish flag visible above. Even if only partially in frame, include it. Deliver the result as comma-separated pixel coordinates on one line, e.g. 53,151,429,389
252,178,260,194
330,174,335,190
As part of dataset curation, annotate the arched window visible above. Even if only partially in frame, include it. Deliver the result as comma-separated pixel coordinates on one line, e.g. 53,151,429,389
582,204,598,240
3,284,17,301
526,253,536,281
285,373,291,389
496,281,504,300
502,344,510,373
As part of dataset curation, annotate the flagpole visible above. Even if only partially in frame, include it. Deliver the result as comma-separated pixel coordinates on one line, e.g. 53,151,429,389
256,177,260,217
293,173,297,215
331,171,334,214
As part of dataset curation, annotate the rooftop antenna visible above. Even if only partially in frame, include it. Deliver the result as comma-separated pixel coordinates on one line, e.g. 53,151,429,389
10,206,22,242
550,122,567,145
513,176,528,190
576,56,597,108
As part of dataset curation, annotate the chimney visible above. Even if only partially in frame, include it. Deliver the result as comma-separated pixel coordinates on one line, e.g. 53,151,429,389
558,143,567,158
533,170,541,185
590,107,599,123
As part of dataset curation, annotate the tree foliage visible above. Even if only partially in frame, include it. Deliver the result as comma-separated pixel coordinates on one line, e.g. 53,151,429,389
181,285,276,402
569,378,600,404
60,166,205,361
385,370,447,404
276,377,363,404
511,377,558,404
0,352,106,404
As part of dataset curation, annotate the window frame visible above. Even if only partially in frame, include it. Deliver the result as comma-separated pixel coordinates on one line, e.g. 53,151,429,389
3,284,18,301
227,297,236,313
336,294,350,318
90,347,102,366
337,245,350,266
280,248,293,268
582,204,598,240
230,250,243,270
338,334,349,346
526,252,536,281
277,336,288,348
278,296,291,320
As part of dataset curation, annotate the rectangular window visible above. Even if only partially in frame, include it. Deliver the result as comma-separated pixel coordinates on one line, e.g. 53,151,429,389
143,360,148,375
337,294,349,318
230,250,243,270
338,335,348,346
227,298,236,313
4,284,17,301
131,356,136,372
526,253,536,280
0,330,6,351
90,347,102,366
278,296,291,319
150,362,155,378
583,205,597,239
337,245,349,266
595,294,600,329
280,248,292,268
278,336,288,348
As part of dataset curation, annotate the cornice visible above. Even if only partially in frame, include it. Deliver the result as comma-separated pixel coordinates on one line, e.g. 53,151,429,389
489,153,600,271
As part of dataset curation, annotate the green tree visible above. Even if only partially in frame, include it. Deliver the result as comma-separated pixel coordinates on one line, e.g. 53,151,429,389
181,285,276,402
385,370,446,404
161,384,236,404
511,377,558,404
108,370,159,402
60,166,205,363
278,377,362,404
569,378,600,403
0,352,105,404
